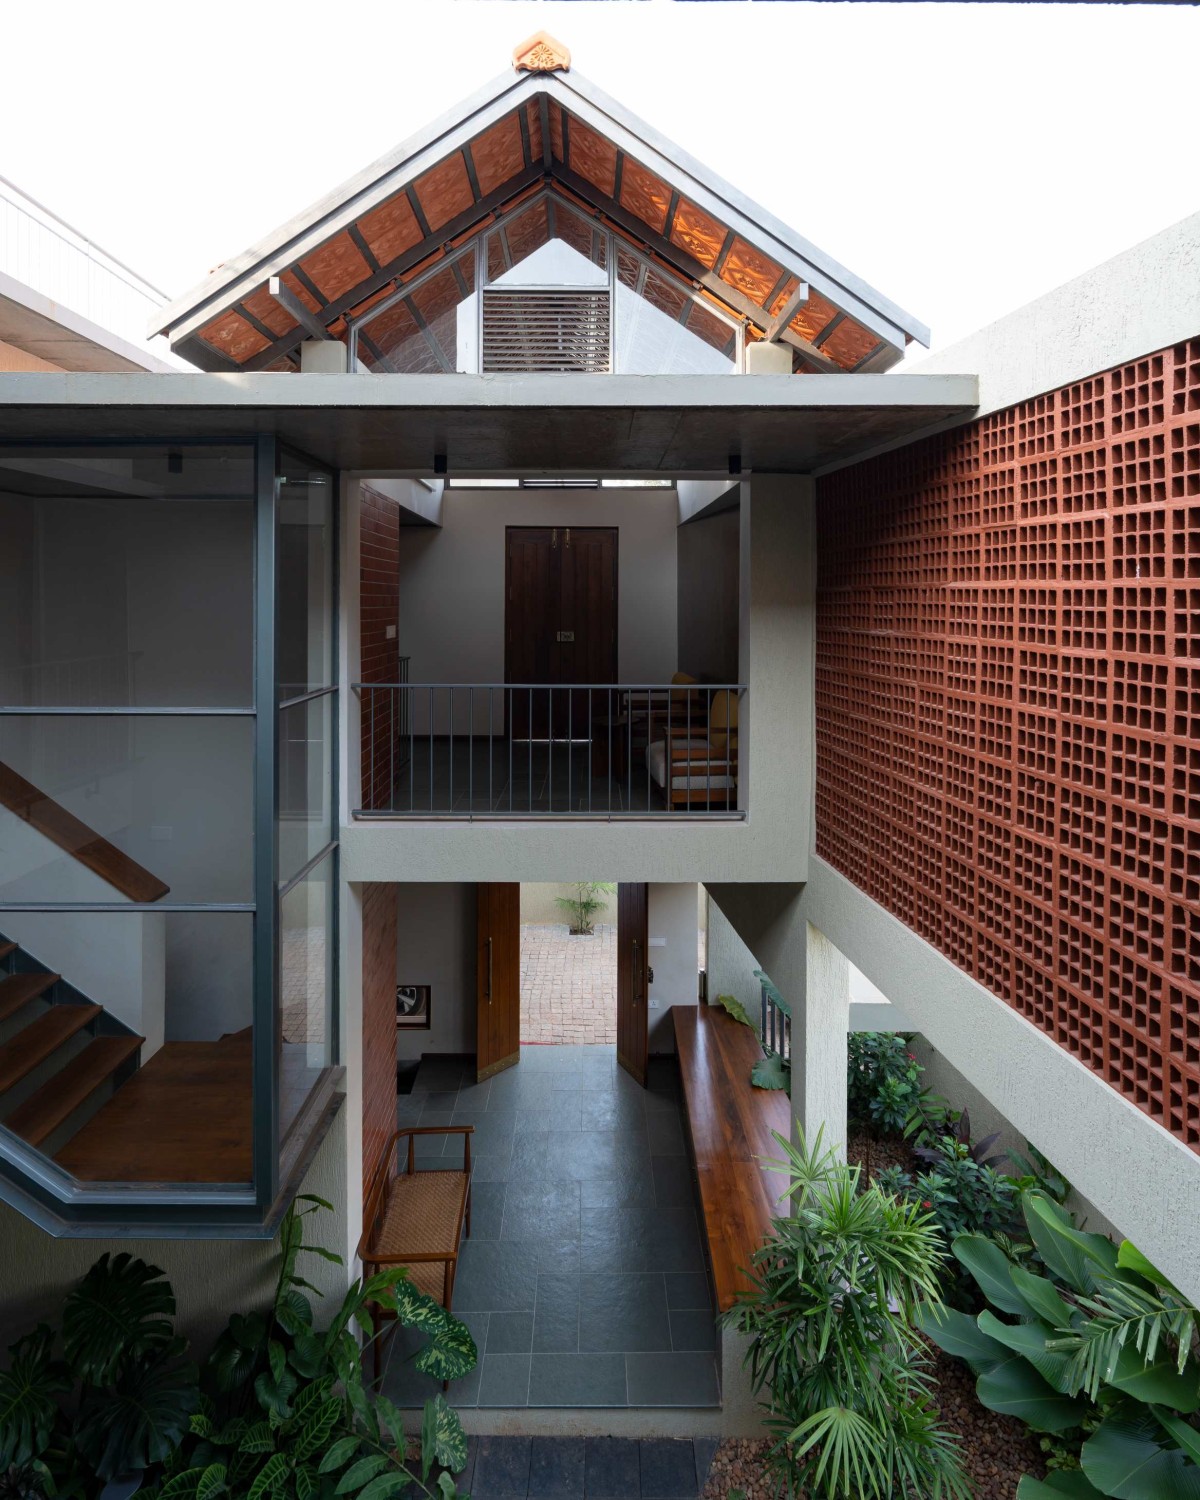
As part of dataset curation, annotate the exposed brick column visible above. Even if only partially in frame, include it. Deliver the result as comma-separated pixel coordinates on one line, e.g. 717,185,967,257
359,484,400,811
361,882,397,1200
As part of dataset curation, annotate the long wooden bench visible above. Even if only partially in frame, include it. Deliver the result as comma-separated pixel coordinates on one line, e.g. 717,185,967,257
672,1003,792,1311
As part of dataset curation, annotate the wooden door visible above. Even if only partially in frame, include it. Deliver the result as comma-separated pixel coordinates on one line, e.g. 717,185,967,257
616,882,649,1086
505,526,617,740
477,882,520,1082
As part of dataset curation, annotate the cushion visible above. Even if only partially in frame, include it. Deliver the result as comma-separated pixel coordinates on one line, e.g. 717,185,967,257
647,739,736,793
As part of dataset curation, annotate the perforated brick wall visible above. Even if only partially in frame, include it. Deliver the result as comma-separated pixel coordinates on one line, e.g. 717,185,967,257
360,485,400,811
816,337,1200,1149
361,882,398,1200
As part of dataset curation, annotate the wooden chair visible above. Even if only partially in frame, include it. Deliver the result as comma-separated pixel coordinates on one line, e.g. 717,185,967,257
358,1125,474,1382
645,689,739,810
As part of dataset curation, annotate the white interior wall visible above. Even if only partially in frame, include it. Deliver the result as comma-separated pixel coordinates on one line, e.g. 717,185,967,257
647,882,700,1051
397,487,678,734
394,883,477,1062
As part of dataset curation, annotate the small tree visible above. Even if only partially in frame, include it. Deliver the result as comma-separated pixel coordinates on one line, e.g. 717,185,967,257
554,881,615,935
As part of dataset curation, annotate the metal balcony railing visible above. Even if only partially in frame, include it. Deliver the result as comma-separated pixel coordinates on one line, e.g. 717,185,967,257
352,682,745,819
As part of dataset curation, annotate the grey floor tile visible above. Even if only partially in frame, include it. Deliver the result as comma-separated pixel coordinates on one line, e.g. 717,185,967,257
453,1241,537,1312
529,1436,585,1497
669,1308,717,1352
486,1309,534,1354
469,1139,516,1182
476,1353,531,1408
581,1175,658,1210
640,1438,700,1497
527,1352,627,1406
652,1157,697,1209
532,1272,579,1352
647,1112,686,1156
466,1180,506,1240
471,1434,531,1493
580,1205,705,1274
626,1352,720,1408
693,1437,720,1494
502,1182,581,1242
536,1239,582,1275
664,1273,712,1310
579,1273,671,1353
379,1314,485,1409
585,1437,641,1498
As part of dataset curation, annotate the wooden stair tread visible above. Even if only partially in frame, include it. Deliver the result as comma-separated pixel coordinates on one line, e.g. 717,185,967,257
0,761,170,904
5,1034,143,1147
0,1005,101,1093
0,941,16,961
56,1040,252,1183
0,972,60,1023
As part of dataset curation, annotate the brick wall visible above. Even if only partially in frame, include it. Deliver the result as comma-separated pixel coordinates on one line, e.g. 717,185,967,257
360,484,400,811
816,337,1200,1149
361,882,397,1201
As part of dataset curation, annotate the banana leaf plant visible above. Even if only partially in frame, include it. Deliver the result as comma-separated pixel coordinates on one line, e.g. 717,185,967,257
919,1189,1200,1499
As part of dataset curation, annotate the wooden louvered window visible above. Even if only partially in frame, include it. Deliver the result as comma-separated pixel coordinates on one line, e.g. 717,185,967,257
481,288,611,373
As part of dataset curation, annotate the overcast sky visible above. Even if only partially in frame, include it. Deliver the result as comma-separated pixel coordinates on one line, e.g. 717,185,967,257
5,0,1197,356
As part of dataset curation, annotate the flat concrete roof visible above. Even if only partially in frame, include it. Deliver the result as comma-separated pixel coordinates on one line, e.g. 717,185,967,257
0,371,977,474
0,272,176,375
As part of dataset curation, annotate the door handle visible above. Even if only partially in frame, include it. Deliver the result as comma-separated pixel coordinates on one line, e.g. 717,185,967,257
487,936,493,1005
632,939,640,1008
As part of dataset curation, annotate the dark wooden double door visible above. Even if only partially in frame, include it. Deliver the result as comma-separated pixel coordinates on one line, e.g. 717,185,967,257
476,881,648,1087
505,526,617,740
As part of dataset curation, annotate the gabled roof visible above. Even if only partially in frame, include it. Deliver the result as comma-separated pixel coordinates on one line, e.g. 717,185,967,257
153,46,929,375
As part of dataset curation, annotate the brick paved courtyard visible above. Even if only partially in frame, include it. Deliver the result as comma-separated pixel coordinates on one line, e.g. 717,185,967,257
521,922,616,1045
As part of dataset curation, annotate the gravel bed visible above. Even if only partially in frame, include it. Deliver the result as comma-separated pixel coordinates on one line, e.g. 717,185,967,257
846,1125,916,1180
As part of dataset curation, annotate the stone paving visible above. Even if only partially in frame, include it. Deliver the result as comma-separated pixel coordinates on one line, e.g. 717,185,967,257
520,922,616,1046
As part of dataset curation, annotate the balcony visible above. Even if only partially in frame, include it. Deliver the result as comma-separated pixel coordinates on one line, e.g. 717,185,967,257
355,682,745,819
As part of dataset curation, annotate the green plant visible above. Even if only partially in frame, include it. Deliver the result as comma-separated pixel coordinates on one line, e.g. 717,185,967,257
553,881,615,935
847,1033,924,1136
920,1189,1200,1499
748,971,790,1092
723,1127,970,1500
152,1195,477,1500
0,1253,199,1495
714,993,755,1028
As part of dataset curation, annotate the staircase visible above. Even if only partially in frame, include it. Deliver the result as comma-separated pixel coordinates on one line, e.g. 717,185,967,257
0,933,143,1158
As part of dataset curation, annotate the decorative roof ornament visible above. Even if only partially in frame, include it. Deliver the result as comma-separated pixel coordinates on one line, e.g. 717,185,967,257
512,31,571,73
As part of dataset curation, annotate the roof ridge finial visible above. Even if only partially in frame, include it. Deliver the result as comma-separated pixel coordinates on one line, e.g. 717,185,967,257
512,31,571,73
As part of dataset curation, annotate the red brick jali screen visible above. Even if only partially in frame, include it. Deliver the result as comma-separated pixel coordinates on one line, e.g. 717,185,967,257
360,485,400,811
816,338,1200,1148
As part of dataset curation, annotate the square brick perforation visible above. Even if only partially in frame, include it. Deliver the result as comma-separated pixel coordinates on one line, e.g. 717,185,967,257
815,334,1200,1152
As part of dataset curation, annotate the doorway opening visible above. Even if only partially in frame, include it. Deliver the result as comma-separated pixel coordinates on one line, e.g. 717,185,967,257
519,882,617,1047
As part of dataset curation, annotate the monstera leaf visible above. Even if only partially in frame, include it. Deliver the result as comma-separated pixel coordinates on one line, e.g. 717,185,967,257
0,1326,69,1468
63,1254,178,1386
74,1348,199,1479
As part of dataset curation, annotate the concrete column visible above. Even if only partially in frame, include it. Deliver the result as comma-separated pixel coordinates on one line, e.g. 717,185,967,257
705,884,850,1160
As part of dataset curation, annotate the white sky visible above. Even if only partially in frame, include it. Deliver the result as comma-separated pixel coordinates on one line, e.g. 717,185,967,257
6,0,1198,355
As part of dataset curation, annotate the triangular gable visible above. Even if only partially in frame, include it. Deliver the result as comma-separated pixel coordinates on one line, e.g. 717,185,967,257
153,52,928,375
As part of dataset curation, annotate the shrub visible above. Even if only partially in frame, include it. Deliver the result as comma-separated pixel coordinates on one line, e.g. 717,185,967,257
920,1189,1200,1499
847,1032,924,1136
553,881,615,934
723,1128,971,1500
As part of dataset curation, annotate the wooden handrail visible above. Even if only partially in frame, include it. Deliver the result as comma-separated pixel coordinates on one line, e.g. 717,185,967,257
0,761,170,904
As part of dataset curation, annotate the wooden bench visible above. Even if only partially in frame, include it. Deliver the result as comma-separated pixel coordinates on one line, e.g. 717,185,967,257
358,1126,474,1378
671,1004,791,1311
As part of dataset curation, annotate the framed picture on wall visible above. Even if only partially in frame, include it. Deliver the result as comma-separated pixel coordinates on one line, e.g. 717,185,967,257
396,984,432,1030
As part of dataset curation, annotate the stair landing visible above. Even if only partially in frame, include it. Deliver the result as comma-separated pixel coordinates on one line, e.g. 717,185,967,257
55,1032,252,1183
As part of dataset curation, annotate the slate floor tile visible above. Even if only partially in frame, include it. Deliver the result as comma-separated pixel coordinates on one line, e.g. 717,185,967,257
669,1308,718,1352
471,1435,531,1494
664,1272,712,1310
476,1353,531,1407
453,1241,537,1312
532,1272,579,1352
578,1273,671,1353
640,1438,699,1497
527,1351,628,1406
529,1435,585,1496
585,1437,641,1497
487,1309,534,1354
626,1352,721,1407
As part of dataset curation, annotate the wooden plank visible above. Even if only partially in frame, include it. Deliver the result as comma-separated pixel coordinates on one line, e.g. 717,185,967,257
5,1034,142,1147
673,1003,792,1311
0,942,16,961
0,1005,100,1093
0,762,170,903
55,1033,252,1183
0,971,60,1024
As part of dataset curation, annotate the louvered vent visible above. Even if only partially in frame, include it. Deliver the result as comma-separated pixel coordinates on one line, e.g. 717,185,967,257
482,289,611,373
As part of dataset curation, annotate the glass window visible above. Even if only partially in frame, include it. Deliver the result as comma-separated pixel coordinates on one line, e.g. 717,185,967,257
277,456,334,700
278,693,333,885
0,714,253,904
279,853,334,1141
615,247,738,375
354,251,477,375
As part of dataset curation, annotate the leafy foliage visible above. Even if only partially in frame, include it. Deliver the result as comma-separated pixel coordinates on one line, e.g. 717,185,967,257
846,1032,925,1136
553,881,615,935
0,1257,197,1488
742,971,791,1093
714,993,755,1029
723,1127,971,1499
920,1189,1200,1499
0,1199,478,1500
